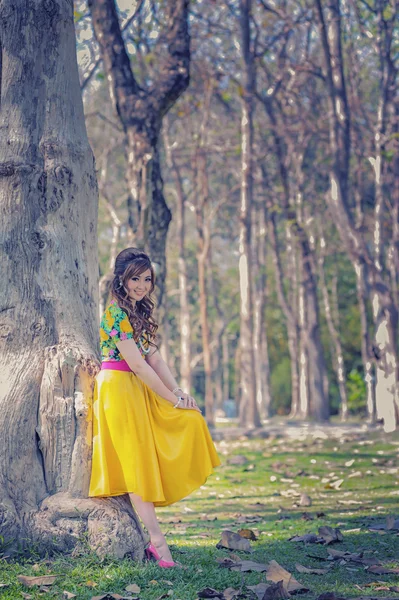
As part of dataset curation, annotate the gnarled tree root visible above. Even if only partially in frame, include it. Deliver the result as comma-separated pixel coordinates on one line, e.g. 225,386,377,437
26,492,148,560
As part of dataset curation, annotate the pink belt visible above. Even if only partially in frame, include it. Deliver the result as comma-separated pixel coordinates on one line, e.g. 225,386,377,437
101,360,133,372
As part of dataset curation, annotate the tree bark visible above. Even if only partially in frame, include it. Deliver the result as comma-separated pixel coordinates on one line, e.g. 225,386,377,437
88,0,190,308
195,147,214,425
315,0,398,430
252,204,271,419
222,333,230,403
267,204,300,418
318,232,349,420
238,0,261,428
0,0,144,558
163,122,192,391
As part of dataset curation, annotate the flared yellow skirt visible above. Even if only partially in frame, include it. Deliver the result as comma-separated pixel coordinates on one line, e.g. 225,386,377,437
88,370,222,506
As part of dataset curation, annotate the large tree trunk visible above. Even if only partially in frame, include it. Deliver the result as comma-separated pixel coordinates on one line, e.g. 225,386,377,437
88,0,190,309
238,0,261,428
0,0,144,558
315,0,398,431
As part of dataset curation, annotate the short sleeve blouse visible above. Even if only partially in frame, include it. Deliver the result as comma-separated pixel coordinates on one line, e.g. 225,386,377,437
100,299,149,361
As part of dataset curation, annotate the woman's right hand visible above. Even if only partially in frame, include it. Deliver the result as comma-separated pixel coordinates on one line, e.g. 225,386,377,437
176,395,202,413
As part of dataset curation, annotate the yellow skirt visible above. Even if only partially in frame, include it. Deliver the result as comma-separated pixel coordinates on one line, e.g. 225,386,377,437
88,370,222,506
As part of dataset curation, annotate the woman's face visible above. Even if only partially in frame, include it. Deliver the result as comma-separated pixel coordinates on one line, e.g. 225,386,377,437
126,268,152,303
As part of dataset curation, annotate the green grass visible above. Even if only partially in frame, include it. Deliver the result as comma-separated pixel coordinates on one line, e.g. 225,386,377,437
1,431,399,599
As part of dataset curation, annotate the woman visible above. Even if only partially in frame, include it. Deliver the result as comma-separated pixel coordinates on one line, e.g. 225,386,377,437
88,247,221,568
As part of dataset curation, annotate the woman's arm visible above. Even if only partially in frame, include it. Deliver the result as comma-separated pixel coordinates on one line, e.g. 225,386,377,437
146,350,201,413
115,339,178,405
116,339,200,412
146,349,180,393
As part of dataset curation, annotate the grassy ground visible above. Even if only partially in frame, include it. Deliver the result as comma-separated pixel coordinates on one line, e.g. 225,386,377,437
1,429,399,599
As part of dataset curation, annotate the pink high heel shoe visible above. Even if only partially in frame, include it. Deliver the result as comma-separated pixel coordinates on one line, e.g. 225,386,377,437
144,542,179,568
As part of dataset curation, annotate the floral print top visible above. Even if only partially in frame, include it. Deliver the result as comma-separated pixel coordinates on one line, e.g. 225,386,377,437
100,299,150,361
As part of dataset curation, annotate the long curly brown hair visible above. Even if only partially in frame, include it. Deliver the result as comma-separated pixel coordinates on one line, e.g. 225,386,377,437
109,248,158,348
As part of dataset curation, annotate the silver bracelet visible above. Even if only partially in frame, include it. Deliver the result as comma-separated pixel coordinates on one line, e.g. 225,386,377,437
173,396,184,408
172,386,184,396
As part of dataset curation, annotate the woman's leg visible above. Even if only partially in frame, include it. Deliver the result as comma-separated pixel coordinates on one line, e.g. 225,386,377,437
128,492,174,562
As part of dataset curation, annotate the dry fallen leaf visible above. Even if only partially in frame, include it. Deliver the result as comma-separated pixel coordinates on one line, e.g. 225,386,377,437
296,563,331,575
302,512,314,521
231,560,268,572
227,455,248,465
216,530,252,552
299,494,312,507
91,595,131,600
62,592,77,599
197,587,224,598
125,584,141,593
266,560,309,593
317,596,399,600
316,594,346,600
222,587,240,600
235,514,263,524
325,479,344,490
247,583,269,600
17,575,57,588
289,533,323,544
327,549,363,561
367,565,399,575
238,528,258,540
216,557,241,569
386,515,399,531
263,581,290,599
318,526,343,544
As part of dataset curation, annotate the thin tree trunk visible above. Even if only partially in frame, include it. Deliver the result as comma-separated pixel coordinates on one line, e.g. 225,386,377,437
267,205,300,418
353,161,377,422
259,94,328,420
297,255,310,418
234,339,241,417
354,262,377,422
253,204,271,419
318,232,348,420
163,122,191,391
238,0,261,428
222,333,230,404
88,0,190,308
212,347,224,412
98,151,124,316
0,0,143,558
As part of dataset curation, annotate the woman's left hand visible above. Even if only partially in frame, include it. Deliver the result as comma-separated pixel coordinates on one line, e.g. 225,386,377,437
180,392,201,413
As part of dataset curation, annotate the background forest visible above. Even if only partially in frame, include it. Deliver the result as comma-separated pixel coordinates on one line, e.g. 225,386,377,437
75,0,398,430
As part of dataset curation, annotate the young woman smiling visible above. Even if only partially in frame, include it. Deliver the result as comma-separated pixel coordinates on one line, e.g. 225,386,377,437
88,247,221,567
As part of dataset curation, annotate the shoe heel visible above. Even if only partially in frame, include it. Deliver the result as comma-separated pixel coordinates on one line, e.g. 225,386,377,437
158,559,178,568
145,543,160,561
